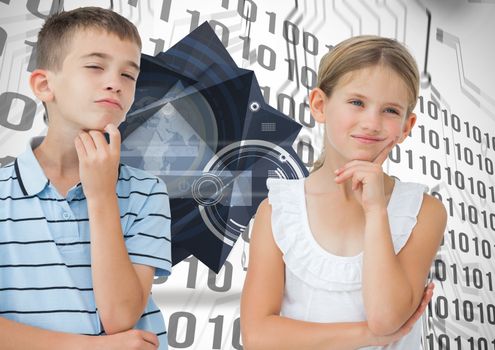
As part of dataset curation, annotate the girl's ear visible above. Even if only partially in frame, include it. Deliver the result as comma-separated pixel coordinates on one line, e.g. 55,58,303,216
309,88,327,124
29,69,54,103
398,112,417,143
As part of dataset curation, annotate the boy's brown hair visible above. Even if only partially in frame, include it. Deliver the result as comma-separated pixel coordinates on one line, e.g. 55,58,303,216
36,6,142,71
36,6,141,123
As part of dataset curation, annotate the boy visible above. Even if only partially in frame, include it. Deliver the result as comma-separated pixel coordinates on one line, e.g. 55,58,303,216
0,7,170,350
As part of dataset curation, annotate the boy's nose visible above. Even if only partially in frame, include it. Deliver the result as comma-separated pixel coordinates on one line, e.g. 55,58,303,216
105,85,121,93
104,73,123,93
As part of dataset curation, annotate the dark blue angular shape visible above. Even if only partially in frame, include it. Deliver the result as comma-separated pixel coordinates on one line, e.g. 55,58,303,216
120,22,308,273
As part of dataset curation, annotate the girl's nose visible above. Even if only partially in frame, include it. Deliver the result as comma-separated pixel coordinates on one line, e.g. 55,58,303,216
360,109,382,132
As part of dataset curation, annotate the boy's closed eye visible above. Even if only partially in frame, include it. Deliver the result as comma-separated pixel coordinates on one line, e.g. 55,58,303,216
121,72,136,81
84,65,136,81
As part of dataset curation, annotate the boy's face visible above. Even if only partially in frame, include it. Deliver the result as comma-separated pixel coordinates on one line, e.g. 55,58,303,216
47,28,141,131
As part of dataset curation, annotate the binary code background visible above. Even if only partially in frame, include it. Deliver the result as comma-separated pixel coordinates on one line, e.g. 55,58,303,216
1,0,495,349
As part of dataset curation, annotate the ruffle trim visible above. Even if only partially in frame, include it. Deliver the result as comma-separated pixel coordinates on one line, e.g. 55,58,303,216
387,181,427,254
266,177,427,292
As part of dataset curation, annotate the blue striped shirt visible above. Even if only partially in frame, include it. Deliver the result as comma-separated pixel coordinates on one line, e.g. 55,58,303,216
0,137,171,349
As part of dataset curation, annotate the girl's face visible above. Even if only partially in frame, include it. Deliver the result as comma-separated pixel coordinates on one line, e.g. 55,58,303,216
314,64,416,164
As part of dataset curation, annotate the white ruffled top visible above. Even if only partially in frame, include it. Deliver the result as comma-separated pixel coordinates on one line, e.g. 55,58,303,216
266,177,428,350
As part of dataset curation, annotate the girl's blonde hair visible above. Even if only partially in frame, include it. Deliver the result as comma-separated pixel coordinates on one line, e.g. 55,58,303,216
311,35,420,172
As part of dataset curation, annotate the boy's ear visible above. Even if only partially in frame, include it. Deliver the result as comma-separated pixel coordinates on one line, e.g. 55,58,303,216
398,112,417,143
29,69,54,103
309,88,327,124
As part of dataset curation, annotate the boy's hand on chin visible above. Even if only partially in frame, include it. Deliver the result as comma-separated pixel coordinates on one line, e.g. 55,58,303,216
74,123,121,200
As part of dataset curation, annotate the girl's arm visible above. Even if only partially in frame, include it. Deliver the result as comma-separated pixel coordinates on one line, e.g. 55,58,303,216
334,142,447,336
361,193,446,335
240,198,430,350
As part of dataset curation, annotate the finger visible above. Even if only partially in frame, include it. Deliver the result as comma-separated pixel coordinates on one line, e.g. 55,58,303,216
78,132,96,154
335,165,372,184
104,123,121,154
426,282,435,291
140,330,159,347
373,138,397,164
88,130,109,151
351,172,365,191
74,136,87,159
334,160,368,175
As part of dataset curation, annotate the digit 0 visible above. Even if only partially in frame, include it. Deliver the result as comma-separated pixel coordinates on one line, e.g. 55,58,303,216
167,312,196,348
0,92,37,131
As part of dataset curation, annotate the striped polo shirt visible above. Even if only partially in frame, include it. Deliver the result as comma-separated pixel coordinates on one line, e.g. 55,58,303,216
0,137,171,349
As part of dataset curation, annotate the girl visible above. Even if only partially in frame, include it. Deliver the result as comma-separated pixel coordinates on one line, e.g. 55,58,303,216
241,35,447,349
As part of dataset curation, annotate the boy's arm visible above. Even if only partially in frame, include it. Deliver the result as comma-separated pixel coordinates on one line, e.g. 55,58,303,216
87,192,156,334
0,316,159,350
75,125,156,334
0,316,92,350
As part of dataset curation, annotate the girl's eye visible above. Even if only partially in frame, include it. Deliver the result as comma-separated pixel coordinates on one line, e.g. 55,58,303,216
385,108,399,115
350,100,363,107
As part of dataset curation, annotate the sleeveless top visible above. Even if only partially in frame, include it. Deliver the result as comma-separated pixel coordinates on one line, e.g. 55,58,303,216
266,177,428,350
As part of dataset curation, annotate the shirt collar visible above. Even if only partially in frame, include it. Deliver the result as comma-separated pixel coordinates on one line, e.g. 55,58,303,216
14,136,49,196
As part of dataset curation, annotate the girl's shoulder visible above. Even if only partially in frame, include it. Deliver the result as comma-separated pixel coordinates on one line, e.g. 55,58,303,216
388,179,427,211
266,176,305,189
387,179,440,254
265,177,305,206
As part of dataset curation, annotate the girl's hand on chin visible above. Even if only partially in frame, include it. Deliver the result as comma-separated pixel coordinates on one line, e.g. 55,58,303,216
334,137,397,213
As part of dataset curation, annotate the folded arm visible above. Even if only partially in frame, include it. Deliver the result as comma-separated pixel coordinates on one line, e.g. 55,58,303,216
362,194,446,335
76,127,155,334
240,199,430,350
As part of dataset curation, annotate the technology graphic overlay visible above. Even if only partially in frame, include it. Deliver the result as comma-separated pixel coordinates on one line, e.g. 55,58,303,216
119,22,308,273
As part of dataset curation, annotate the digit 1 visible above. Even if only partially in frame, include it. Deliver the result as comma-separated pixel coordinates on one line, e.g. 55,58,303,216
238,35,251,61
186,9,200,32
184,256,198,289
265,11,276,33
160,0,172,22
405,149,413,169
284,58,296,81
450,263,458,284
259,86,271,104
232,317,243,350
449,229,456,249
149,38,165,56
209,315,224,349
24,40,37,73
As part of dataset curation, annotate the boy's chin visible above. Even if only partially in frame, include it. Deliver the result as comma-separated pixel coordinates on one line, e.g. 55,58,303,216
84,116,124,131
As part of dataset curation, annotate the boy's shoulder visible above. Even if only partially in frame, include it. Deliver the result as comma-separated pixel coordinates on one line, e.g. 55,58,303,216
0,161,17,191
0,161,15,175
117,163,167,194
